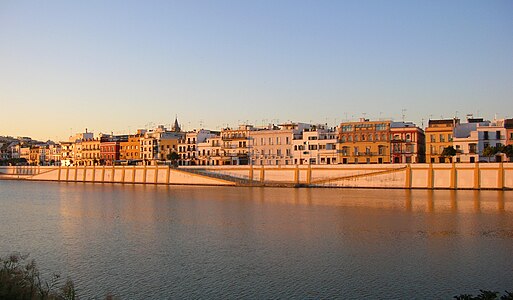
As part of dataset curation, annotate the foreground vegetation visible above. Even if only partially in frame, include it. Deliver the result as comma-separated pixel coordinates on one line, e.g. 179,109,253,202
454,290,513,300
1,253,75,299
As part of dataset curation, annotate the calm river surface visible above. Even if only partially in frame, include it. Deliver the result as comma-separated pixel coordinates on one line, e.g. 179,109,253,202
1,180,512,299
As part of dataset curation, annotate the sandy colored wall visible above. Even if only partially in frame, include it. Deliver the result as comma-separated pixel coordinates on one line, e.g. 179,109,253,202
1,164,512,189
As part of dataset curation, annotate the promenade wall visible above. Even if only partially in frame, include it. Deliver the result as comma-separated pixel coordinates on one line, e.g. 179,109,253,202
0,163,512,189
0,165,235,186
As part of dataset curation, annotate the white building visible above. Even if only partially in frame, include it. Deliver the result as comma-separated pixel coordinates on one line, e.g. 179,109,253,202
292,125,338,165
197,135,223,166
178,129,217,166
477,119,507,162
250,123,308,166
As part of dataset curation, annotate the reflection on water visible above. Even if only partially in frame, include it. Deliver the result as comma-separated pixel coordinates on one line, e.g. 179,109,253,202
1,181,512,299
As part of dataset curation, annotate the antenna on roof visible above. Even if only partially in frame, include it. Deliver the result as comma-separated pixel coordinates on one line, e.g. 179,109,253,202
401,109,406,122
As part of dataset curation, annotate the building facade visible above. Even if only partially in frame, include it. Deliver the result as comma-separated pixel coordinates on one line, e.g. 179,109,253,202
390,122,425,163
425,119,459,163
337,119,391,164
250,123,307,166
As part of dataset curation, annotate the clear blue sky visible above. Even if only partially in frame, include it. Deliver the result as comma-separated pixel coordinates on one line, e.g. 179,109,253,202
1,0,512,141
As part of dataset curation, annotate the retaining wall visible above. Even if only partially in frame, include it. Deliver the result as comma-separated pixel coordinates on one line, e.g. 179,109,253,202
1,163,512,189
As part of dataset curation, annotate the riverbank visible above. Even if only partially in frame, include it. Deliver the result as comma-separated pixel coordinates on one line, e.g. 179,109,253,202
1,163,512,190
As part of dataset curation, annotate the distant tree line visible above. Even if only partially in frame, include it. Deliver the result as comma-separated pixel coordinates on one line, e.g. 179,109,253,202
0,158,28,166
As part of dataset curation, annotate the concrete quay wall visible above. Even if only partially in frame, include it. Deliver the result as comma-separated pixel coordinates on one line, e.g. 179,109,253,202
0,165,235,186
183,163,513,190
0,163,512,190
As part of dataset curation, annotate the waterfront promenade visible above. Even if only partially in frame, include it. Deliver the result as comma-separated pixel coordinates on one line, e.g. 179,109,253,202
1,163,512,190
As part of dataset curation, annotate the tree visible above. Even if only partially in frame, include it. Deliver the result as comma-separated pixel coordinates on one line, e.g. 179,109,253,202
167,152,180,167
482,146,498,163
502,145,513,162
441,146,457,163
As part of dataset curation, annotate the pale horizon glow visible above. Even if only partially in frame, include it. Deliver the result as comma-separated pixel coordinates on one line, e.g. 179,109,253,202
1,0,512,141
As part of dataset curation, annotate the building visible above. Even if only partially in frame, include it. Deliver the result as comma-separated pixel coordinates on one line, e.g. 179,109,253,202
292,125,337,165
390,122,425,163
141,125,183,165
48,143,62,165
197,135,223,166
250,123,308,166
219,125,256,165
476,119,507,162
59,141,74,166
100,134,128,165
178,129,217,166
68,130,94,166
20,146,31,163
505,119,513,146
29,146,40,165
337,119,391,164
120,131,145,164
425,118,459,163
453,118,489,163
81,138,101,166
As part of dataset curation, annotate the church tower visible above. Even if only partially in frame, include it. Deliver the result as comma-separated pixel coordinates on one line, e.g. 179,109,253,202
171,116,181,132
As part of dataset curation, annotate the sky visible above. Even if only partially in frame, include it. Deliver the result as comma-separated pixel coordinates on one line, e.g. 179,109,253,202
1,0,512,141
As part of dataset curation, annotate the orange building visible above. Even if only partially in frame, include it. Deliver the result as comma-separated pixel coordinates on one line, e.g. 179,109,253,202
425,118,459,163
337,119,391,164
120,135,143,163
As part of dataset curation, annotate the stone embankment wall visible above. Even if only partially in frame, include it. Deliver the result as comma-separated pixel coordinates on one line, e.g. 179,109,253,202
0,165,235,186
0,163,512,190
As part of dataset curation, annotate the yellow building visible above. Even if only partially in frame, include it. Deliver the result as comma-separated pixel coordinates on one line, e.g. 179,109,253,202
81,138,101,166
159,138,179,161
337,119,391,164
425,119,459,163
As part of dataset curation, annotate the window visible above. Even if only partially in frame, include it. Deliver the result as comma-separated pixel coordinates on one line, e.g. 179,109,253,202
440,134,445,143
496,131,501,139
342,146,349,156
342,125,353,132
376,124,387,131
430,135,435,143
484,131,489,140
378,146,385,155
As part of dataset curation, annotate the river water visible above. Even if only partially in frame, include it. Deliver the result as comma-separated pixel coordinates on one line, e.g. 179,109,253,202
0,180,512,299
